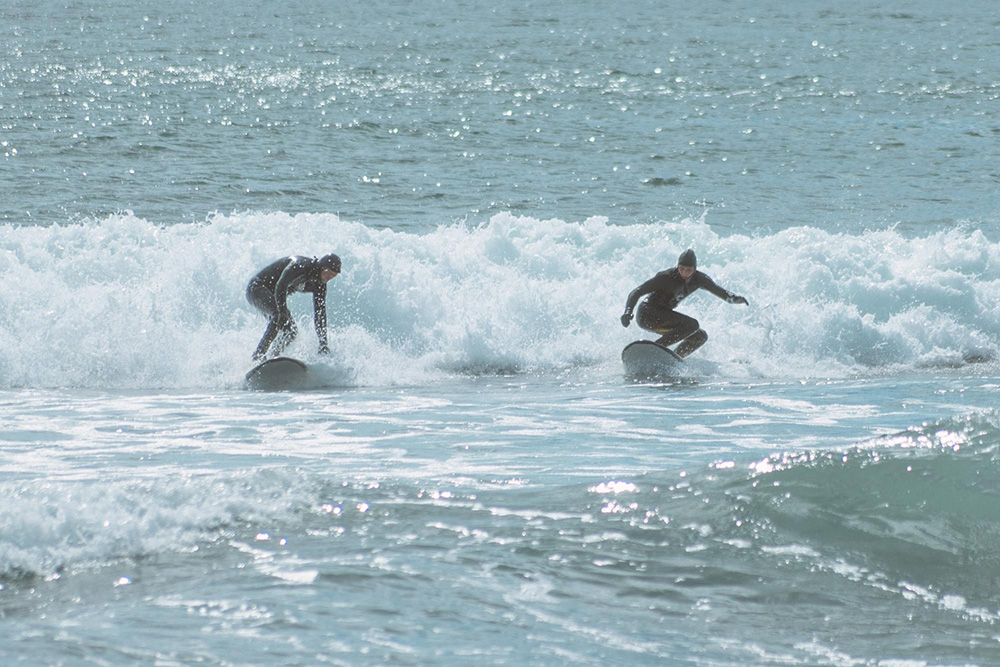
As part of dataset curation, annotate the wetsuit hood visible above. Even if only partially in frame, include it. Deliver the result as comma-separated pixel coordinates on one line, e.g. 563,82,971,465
678,248,696,269
318,253,341,273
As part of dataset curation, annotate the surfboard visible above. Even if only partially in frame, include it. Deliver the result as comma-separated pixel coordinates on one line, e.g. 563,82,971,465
622,340,683,379
244,356,309,391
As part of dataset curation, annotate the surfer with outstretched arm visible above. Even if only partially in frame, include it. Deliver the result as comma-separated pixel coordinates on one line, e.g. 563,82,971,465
246,253,341,361
620,249,748,358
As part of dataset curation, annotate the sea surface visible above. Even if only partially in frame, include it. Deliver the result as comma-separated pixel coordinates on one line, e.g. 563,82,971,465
2,0,1000,665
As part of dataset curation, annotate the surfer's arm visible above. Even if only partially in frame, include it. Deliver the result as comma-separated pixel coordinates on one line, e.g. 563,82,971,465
698,273,748,306
274,257,308,316
312,284,329,354
623,277,657,320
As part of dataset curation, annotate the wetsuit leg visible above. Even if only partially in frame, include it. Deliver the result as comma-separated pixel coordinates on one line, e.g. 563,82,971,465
637,305,700,347
247,279,297,361
252,317,298,361
266,317,298,357
674,329,708,358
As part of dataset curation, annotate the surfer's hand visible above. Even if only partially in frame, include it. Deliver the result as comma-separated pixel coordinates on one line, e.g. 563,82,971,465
730,295,749,306
620,311,633,327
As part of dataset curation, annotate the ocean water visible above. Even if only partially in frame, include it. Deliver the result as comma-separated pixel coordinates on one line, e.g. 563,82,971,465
2,1,1000,665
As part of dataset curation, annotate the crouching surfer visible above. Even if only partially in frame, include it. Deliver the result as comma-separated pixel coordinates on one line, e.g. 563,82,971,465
247,253,341,361
620,249,748,358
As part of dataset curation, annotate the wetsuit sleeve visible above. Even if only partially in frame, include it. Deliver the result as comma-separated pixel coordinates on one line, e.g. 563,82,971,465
274,258,308,314
624,276,660,313
696,273,738,302
312,283,329,353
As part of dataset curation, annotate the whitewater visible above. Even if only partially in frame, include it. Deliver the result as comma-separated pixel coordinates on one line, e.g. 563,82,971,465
3,213,998,388
4,0,1000,664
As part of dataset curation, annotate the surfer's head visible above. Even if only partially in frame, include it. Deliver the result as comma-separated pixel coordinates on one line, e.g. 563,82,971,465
677,249,696,279
318,253,341,281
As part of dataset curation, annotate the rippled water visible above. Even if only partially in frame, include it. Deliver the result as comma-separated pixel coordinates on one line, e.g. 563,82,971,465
3,378,1000,664
3,0,998,231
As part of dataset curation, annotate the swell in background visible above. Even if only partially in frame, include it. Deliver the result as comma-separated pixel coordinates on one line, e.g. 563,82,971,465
3,0,998,230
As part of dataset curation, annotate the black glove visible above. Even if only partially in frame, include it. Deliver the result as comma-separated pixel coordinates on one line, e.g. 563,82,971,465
729,295,749,306
620,310,633,327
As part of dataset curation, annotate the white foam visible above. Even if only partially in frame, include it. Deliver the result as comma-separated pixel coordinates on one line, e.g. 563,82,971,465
1,212,997,388
0,470,313,578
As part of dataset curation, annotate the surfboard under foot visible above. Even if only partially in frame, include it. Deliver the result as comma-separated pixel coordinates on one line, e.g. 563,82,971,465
245,356,309,391
621,340,683,379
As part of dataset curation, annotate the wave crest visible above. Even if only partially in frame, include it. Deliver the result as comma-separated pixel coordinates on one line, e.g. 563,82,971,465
1,212,998,388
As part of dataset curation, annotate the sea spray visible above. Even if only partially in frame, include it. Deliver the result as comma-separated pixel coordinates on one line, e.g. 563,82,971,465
1,212,997,389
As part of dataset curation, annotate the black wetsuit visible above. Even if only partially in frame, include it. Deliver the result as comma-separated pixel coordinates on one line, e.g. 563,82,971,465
246,256,330,361
624,268,743,357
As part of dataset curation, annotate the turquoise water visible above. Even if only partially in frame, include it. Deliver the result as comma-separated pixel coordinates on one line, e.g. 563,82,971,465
3,1,1000,665
4,0,998,231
